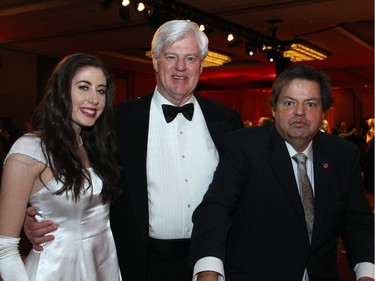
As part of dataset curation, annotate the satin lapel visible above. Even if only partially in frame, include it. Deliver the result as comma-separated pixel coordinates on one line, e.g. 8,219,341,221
123,94,152,241
310,133,331,242
196,96,233,150
268,126,306,223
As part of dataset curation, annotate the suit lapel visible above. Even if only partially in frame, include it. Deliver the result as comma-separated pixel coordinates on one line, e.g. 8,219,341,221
267,126,307,223
268,128,332,244
310,133,331,241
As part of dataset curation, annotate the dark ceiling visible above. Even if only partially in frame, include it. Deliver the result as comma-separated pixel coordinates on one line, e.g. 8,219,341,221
0,0,373,90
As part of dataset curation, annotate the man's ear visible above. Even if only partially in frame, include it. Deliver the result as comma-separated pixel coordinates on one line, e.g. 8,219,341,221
152,55,158,72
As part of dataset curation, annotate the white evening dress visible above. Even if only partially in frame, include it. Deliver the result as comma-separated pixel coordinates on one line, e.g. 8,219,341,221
6,134,122,281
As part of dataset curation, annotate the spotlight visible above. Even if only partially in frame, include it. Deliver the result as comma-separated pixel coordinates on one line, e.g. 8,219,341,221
137,2,146,12
227,34,234,42
199,24,205,32
245,42,256,56
122,0,130,6
266,49,282,62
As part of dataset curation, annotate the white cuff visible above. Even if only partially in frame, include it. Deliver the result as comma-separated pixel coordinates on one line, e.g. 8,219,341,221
354,262,375,280
193,256,224,281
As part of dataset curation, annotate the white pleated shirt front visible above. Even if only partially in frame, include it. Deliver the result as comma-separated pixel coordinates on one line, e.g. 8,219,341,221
147,89,219,239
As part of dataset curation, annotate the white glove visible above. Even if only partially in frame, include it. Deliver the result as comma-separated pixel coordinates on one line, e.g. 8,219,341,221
0,235,29,281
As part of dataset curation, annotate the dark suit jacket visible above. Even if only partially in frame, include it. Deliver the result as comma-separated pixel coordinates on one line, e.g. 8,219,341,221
110,93,244,281
191,124,374,281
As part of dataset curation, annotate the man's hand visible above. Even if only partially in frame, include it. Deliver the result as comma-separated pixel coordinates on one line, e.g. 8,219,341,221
358,278,374,281
23,206,58,251
197,271,219,281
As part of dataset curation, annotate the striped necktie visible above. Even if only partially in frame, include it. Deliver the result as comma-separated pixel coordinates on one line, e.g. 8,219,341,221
293,153,314,243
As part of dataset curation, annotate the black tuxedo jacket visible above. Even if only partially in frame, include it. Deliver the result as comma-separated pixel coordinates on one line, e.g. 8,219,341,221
191,124,374,281
110,93,244,280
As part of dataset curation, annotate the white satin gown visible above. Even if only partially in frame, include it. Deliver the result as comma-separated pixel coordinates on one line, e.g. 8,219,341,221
7,134,122,281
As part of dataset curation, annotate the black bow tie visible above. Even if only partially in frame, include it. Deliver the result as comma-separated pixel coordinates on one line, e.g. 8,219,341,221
162,103,194,123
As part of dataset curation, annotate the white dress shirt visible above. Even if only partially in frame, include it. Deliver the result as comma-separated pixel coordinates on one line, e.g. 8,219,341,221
147,88,219,239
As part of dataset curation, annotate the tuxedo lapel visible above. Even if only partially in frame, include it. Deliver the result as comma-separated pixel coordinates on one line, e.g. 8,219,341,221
120,94,152,241
196,95,236,150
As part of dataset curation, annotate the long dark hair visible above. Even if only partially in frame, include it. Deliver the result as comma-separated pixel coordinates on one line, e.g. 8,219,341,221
32,53,121,203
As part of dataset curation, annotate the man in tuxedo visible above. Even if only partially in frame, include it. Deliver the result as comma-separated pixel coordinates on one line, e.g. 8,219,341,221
23,20,243,281
191,65,374,281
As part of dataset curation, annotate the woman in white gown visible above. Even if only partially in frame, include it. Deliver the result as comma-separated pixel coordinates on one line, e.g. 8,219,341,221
0,53,122,281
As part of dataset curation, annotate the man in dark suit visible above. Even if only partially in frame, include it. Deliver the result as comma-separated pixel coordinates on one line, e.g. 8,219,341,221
191,65,374,281
23,20,243,281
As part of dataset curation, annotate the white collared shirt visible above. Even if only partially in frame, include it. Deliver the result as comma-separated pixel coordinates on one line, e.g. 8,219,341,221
147,88,219,239
285,141,315,194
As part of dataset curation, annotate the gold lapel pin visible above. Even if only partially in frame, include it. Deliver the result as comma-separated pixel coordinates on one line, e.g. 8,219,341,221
323,163,329,169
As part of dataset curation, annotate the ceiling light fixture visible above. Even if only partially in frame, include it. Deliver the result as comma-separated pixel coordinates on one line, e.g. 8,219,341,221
137,2,146,12
245,42,257,56
145,50,231,67
204,50,232,67
227,34,234,42
283,41,329,62
103,1,329,65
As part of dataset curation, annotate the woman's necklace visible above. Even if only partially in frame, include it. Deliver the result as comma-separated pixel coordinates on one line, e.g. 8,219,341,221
78,136,83,147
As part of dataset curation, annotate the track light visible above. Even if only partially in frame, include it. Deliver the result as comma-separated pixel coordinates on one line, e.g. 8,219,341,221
245,42,256,56
266,49,282,62
227,34,234,42
100,0,329,64
137,2,145,12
